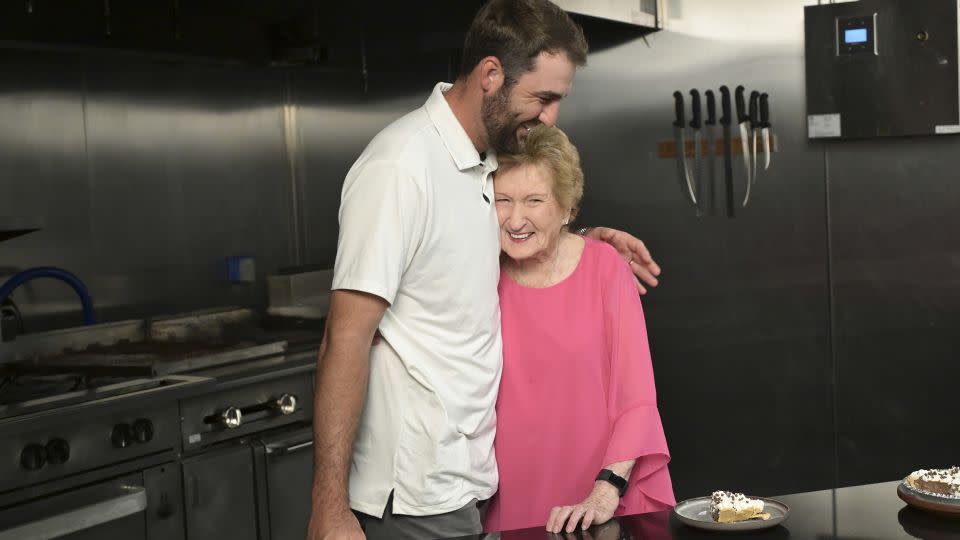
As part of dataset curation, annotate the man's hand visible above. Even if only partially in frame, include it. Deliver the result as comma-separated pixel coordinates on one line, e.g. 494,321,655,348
306,507,365,540
585,227,661,294
546,481,620,533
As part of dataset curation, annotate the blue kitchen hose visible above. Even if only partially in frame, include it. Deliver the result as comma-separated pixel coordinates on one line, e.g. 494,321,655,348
0,267,96,325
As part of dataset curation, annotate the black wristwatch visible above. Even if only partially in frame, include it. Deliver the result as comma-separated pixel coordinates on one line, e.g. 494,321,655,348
596,469,628,497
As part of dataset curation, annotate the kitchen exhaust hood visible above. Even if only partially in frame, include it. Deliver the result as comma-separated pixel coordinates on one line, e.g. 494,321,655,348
550,0,660,30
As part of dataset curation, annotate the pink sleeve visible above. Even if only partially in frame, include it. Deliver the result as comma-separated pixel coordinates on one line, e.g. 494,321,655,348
601,252,672,487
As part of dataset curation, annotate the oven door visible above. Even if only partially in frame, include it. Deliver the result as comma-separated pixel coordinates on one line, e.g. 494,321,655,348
253,425,314,540
0,473,148,540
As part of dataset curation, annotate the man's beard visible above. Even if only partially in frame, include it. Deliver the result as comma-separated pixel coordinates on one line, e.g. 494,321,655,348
482,87,526,154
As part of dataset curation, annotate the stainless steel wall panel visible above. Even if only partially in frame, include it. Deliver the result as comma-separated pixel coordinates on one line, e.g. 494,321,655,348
0,50,94,328
827,137,960,486
0,52,294,330
82,61,292,316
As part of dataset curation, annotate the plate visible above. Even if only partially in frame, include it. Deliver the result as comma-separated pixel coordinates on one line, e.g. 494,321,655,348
673,495,789,532
899,506,960,539
897,480,960,518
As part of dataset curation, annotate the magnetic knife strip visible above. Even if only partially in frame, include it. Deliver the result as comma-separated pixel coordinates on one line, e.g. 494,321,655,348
663,86,775,217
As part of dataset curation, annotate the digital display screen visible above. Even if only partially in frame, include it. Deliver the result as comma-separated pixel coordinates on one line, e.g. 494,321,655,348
845,28,868,44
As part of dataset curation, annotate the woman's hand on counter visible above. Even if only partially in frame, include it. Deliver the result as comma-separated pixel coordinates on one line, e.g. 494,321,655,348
545,481,620,533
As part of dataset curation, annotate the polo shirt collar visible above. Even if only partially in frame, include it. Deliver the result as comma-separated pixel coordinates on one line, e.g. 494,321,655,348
424,82,498,172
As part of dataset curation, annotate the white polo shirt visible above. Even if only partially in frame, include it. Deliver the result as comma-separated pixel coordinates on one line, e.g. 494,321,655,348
332,83,502,517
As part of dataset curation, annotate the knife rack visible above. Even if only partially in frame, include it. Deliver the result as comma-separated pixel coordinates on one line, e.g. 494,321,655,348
657,134,778,159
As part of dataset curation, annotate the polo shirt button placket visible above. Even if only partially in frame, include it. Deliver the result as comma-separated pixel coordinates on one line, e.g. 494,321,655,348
480,168,493,205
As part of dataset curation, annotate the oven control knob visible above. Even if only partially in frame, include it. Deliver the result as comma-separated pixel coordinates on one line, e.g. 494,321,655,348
112,423,133,448
20,444,47,470
132,418,155,443
221,407,242,429
275,393,298,415
45,438,70,465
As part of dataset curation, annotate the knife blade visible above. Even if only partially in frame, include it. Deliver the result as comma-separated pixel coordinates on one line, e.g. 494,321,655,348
719,86,735,218
673,91,697,207
689,89,703,216
735,85,752,207
749,90,760,187
760,92,771,170
704,89,717,216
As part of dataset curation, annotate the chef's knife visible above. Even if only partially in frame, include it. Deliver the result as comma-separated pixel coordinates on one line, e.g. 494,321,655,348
760,92,772,170
749,90,760,187
689,89,703,216
735,86,752,207
673,91,697,207
704,89,717,216
719,86,735,218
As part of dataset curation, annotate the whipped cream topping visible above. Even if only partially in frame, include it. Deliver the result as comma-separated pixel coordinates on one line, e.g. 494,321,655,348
908,466,960,496
710,491,764,513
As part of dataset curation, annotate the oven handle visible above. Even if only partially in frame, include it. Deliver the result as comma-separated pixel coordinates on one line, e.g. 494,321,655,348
265,439,313,456
0,485,146,540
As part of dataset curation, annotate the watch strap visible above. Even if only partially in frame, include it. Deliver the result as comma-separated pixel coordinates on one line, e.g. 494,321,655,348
596,468,628,497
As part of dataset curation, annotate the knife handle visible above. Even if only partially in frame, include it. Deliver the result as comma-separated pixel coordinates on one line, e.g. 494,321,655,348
689,89,702,129
705,90,716,126
749,91,760,127
759,93,770,128
735,85,747,123
719,86,731,126
673,91,685,127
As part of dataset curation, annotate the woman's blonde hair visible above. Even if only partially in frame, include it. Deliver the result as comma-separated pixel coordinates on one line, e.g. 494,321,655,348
497,125,585,221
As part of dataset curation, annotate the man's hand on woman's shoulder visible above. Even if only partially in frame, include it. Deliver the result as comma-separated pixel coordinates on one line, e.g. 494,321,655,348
583,227,661,294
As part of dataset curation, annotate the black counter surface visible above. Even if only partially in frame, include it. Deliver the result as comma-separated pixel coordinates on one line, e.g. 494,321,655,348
446,481,960,540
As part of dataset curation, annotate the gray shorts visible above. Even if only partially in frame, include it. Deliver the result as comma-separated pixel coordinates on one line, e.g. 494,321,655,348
354,492,488,540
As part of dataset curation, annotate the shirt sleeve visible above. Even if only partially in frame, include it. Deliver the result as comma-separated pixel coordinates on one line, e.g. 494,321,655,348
332,159,426,305
601,248,671,484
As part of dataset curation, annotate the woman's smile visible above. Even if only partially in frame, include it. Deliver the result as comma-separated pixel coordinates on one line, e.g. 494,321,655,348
507,231,534,242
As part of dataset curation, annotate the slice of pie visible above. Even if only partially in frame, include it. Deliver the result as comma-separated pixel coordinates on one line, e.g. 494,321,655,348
709,491,771,523
906,466,960,497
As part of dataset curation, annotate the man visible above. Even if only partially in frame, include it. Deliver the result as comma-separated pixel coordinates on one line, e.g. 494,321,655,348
307,1,661,538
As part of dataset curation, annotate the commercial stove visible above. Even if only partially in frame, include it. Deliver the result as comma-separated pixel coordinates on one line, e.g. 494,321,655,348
0,307,323,540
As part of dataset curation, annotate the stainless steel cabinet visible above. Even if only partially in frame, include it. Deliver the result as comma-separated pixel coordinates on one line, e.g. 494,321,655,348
182,444,258,540
253,426,314,540
180,425,314,540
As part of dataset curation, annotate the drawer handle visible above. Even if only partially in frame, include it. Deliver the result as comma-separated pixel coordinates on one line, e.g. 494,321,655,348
265,440,313,455
0,485,146,540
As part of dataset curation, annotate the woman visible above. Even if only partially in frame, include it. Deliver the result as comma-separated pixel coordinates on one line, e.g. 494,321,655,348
483,126,675,534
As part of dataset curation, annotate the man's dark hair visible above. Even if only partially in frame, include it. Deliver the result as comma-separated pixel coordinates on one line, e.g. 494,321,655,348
459,0,588,87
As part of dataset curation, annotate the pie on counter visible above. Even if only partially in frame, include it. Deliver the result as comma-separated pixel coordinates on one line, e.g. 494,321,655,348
709,491,771,523
905,467,960,498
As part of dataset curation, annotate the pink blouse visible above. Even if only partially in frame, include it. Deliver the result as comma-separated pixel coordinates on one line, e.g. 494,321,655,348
484,238,675,532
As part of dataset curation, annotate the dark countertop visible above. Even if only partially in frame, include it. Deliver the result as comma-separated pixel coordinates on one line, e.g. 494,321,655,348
451,481,960,539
